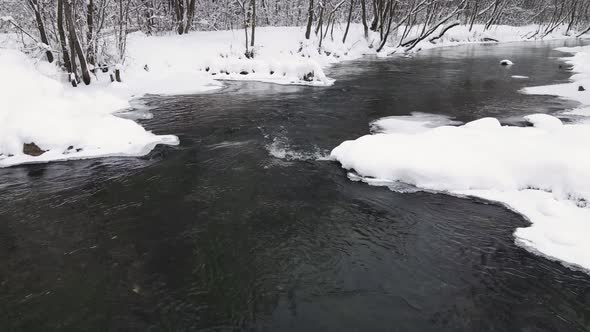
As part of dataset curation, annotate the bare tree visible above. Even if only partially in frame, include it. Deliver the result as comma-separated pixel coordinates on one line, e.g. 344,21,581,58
26,0,54,63
64,0,91,85
360,0,368,38
305,0,314,39
342,0,354,43
56,0,72,83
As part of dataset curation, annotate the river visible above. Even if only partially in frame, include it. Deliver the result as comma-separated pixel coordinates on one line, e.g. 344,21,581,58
1,39,589,331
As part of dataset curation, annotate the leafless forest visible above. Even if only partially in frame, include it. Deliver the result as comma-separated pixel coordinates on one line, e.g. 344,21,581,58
2,0,589,85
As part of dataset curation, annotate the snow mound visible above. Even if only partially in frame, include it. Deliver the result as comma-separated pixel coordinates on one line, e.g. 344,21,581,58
331,113,590,272
370,112,461,134
125,29,344,87
0,49,178,167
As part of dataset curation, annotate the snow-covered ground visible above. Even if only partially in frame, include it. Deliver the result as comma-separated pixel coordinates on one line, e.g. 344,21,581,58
125,24,580,87
0,24,583,167
331,45,590,273
0,49,181,167
523,46,590,108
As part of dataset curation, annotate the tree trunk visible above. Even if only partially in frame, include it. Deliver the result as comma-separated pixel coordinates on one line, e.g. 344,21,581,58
469,0,478,32
244,1,250,57
361,0,368,39
376,0,396,52
184,0,197,34
370,0,379,31
174,0,185,34
251,0,256,47
565,0,578,35
64,0,91,85
57,0,72,73
261,0,270,25
28,0,54,63
87,0,95,67
342,0,354,43
315,4,324,35
305,0,314,39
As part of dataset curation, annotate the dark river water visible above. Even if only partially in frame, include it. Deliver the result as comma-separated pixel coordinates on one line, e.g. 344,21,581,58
2,40,590,331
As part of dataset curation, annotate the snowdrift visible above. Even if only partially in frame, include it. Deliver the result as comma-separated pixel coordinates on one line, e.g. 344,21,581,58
0,49,178,167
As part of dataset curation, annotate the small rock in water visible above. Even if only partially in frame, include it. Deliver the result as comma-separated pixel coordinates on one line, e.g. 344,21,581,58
579,86,586,92
500,59,514,66
23,142,46,156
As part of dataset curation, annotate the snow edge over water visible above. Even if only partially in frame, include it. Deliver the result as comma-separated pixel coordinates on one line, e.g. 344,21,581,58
331,47,590,273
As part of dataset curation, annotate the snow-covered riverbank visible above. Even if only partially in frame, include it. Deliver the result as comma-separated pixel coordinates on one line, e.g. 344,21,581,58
331,44,590,273
0,24,584,167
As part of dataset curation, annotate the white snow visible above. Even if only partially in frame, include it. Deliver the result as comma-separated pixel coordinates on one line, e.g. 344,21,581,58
512,75,529,79
123,24,581,87
331,46,590,273
371,112,461,134
0,23,585,167
0,49,179,167
524,45,590,107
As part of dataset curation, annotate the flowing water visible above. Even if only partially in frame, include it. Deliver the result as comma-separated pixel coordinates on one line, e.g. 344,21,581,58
1,40,590,331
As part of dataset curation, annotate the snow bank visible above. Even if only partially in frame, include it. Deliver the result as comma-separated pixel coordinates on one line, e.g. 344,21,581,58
331,113,590,272
331,44,590,273
370,112,461,134
523,45,590,106
124,27,349,86
0,49,178,167
375,24,583,54
124,24,581,87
